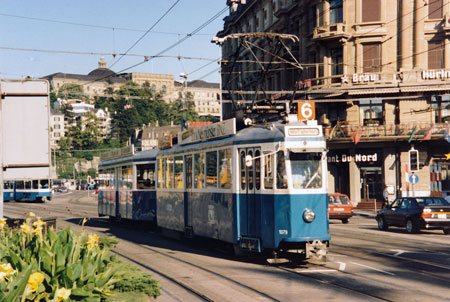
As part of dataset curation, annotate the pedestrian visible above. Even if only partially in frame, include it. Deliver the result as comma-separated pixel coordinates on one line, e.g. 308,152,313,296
382,186,389,208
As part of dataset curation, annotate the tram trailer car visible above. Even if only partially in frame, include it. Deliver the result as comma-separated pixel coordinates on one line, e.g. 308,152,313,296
1,79,52,203
157,117,329,260
98,148,157,222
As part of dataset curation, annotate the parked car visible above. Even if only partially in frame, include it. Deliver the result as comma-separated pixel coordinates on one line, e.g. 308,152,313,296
328,193,354,224
376,197,450,234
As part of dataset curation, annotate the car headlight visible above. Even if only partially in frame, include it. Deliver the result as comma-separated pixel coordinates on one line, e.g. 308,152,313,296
303,208,316,223
423,208,432,213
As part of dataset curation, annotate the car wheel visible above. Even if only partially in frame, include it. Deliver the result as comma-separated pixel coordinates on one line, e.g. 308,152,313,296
406,219,419,234
443,228,450,235
341,218,349,224
377,217,388,230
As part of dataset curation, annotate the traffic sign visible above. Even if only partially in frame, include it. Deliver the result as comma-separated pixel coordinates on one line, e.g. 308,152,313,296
409,174,419,184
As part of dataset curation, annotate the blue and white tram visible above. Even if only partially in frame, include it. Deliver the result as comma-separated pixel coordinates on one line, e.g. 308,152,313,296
156,117,329,259
3,179,52,202
98,149,158,222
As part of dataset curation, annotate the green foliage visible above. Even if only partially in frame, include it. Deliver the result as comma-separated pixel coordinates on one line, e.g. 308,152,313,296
57,83,84,100
0,220,160,301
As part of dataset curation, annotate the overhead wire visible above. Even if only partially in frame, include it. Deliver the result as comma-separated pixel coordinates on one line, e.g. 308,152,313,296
0,12,213,36
110,0,181,68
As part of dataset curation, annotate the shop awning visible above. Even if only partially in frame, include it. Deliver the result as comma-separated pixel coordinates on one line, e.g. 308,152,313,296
348,88,400,95
400,86,450,93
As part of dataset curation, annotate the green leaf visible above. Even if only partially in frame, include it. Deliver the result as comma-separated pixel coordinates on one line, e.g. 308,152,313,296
2,264,32,302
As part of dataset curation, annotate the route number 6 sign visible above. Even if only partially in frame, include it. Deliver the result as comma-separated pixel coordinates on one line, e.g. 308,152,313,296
297,101,315,120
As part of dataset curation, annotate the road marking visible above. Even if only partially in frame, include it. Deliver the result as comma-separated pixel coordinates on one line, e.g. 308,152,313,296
392,249,406,257
350,262,395,276
336,262,346,271
296,269,337,273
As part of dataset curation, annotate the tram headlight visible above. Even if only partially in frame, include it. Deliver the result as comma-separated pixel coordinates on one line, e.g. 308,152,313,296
303,208,316,223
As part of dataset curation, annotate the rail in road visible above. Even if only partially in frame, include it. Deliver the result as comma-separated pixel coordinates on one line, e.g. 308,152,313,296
3,193,450,301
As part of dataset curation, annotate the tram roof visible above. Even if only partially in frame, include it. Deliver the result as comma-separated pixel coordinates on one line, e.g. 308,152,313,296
99,148,158,168
158,123,286,155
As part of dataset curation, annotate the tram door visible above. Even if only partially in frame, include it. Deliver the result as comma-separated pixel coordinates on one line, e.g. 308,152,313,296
239,148,262,237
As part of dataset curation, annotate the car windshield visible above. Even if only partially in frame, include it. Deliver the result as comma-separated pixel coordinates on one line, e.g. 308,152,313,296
290,152,322,189
416,197,450,206
329,195,349,205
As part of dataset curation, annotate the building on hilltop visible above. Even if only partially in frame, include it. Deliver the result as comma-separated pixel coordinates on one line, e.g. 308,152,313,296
218,0,450,204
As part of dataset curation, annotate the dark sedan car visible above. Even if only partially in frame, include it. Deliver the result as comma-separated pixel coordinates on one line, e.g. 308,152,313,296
376,197,450,234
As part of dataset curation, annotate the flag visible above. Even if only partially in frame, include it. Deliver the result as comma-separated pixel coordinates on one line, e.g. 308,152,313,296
408,126,417,143
351,127,363,144
329,125,338,140
422,126,433,140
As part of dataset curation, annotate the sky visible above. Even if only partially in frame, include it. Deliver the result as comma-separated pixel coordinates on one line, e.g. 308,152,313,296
0,1,227,83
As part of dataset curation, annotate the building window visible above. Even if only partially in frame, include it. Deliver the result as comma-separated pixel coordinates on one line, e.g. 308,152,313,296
330,0,343,24
362,43,381,72
362,0,380,22
431,95,450,123
162,85,167,94
151,84,156,94
360,99,383,125
428,40,444,69
330,47,343,80
428,0,443,19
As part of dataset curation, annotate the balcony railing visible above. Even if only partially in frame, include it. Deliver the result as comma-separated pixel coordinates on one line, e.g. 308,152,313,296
323,122,449,142
312,23,350,41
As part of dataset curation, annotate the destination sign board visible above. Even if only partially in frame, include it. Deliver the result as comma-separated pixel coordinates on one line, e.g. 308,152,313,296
179,118,236,145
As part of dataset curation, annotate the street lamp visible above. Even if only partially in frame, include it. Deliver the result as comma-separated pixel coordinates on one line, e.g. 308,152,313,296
178,73,188,131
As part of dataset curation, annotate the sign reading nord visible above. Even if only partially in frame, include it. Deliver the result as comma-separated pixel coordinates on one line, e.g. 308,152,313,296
328,153,378,163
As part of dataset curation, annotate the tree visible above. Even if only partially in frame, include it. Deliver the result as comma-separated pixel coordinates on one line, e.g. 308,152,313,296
57,83,85,100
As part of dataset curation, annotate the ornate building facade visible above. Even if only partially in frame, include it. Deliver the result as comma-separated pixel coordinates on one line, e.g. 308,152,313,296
219,0,450,204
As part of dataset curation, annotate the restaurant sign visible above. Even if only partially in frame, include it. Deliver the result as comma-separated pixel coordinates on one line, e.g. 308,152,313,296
341,73,379,84
328,153,378,163
422,70,450,80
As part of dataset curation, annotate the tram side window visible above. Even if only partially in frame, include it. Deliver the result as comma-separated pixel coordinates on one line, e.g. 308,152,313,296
166,158,174,188
108,168,116,189
25,181,32,190
174,156,184,189
276,151,288,189
4,181,14,190
121,166,133,190
264,152,274,189
32,180,39,189
186,155,193,189
16,181,24,190
206,151,218,188
136,163,156,189
219,149,232,189
255,150,261,190
194,152,205,189
240,151,246,190
40,179,50,189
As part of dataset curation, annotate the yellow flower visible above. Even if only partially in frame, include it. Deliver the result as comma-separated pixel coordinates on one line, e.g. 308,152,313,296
0,263,16,275
32,218,46,228
26,272,44,292
87,234,99,249
0,263,16,282
20,223,32,234
54,287,71,301
0,219,6,228
28,212,36,218
32,226,43,236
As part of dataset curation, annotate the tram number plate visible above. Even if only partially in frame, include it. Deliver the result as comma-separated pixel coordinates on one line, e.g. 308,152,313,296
438,214,447,219
334,208,345,212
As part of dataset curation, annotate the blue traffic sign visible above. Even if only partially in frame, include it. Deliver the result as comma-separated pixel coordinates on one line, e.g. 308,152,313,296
409,174,419,184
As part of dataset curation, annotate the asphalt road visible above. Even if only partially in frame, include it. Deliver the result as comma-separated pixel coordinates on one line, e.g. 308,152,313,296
3,191,450,302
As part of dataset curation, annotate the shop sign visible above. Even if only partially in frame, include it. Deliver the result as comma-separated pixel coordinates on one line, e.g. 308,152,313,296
422,70,450,80
341,73,378,84
328,153,378,163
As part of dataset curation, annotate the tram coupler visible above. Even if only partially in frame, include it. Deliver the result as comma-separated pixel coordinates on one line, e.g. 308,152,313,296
306,240,328,261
